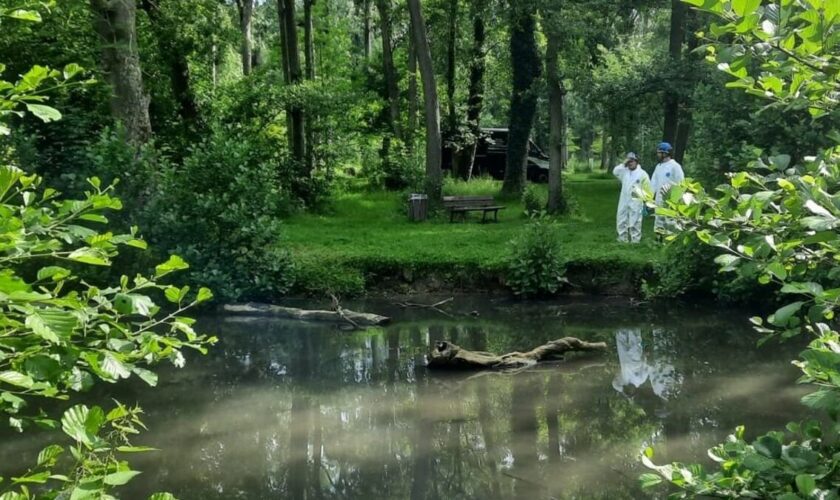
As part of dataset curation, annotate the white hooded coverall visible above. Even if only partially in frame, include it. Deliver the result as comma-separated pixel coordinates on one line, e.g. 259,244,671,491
613,163,650,243
651,158,685,233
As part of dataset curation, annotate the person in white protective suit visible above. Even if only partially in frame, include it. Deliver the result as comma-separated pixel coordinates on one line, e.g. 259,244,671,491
612,152,651,243
651,142,685,238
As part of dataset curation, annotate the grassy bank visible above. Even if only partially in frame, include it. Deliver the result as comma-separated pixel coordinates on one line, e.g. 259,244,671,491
284,175,663,295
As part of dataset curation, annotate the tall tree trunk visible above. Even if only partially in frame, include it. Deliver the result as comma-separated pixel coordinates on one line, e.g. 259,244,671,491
446,0,457,133
304,0,316,172
304,0,316,80
407,26,418,152
600,125,609,170
663,0,685,145
236,0,255,76
674,10,699,163
363,0,372,60
90,0,152,146
459,1,487,180
408,0,442,201
280,0,306,167
376,0,400,141
546,33,566,214
502,0,541,197
140,0,199,125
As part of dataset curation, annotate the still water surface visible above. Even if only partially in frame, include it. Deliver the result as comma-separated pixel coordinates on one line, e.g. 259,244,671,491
0,297,809,499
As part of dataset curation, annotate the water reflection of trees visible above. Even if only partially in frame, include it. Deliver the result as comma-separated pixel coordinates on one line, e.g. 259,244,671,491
1,313,807,499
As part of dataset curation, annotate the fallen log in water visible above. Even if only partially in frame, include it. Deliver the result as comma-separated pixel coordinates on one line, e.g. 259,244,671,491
427,337,607,370
222,303,390,326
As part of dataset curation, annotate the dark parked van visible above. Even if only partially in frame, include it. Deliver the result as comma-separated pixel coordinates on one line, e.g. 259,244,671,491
443,128,551,183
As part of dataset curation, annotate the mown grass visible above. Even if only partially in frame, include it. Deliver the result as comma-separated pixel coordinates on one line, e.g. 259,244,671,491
284,174,663,294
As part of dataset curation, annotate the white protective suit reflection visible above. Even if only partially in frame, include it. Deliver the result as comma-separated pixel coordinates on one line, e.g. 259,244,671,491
651,158,685,234
613,163,651,243
612,329,681,400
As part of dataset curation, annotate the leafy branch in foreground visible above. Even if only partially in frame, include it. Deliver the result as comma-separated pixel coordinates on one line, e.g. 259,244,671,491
640,0,840,498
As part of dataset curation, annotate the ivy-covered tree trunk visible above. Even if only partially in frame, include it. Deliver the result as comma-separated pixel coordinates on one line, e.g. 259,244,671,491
407,26,418,152
546,34,566,214
458,1,487,181
408,0,442,201
502,0,541,197
363,0,372,60
446,0,457,133
90,0,152,146
304,0,316,80
140,0,199,126
235,0,254,76
375,0,401,155
663,0,685,146
280,0,306,168
304,0,316,172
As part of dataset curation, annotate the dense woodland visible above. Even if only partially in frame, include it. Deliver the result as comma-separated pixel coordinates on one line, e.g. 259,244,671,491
1,0,837,301
2,0,840,498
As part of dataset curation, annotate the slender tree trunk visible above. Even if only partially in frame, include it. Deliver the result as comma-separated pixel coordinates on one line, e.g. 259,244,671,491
280,0,306,167
304,0,316,172
363,0,372,60
211,43,218,90
304,0,316,80
90,0,152,146
674,10,699,163
236,0,255,76
446,0,457,133
376,0,400,141
140,0,199,125
408,0,442,201
460,1,487,180
663,0,685,145
546,33,566,214
600,125,609,170
502,0,541,197
408,26,418,152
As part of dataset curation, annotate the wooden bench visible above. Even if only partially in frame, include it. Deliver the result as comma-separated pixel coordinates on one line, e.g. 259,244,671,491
442,195,506,223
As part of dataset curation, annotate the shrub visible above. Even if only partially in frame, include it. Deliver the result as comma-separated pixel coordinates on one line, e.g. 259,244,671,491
505,218,567,296
140,128,297,302
521,184,545,217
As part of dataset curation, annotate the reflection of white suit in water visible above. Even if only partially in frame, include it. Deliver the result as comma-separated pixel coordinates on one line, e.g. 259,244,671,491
612,329,681,400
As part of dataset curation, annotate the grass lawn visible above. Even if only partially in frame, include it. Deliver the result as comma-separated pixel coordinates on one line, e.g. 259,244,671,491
284,174,663,294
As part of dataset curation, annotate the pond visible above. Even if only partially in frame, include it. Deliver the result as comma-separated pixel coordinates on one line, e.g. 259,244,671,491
0,297,809,499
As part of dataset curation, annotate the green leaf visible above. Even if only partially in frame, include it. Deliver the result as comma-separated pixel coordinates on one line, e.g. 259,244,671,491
100,354,131,380
116,445,158,453
61,405,93,444
754,435,782,459
155,255,189,278
0,164,23,200
766,262,787,280
67,247,110,266
37,445,64,466
770,301,804,326
6,9,42,22
732,0,761,16
102,470,141,486
37,266,71,282
196,287,213,304
0,371,34,389
132,367,158,387
742,452,776,471
25,104,61,123
801,389,840,412
639,473,662,488
796,474,816,496
26,309,77,343
149,494,177,500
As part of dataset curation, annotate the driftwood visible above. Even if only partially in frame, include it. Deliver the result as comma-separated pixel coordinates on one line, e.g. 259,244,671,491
394,297,454,317
427,337,607,370
222,303,390,326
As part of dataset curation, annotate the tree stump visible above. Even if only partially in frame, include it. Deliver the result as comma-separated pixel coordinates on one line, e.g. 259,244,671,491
427,337,607,370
